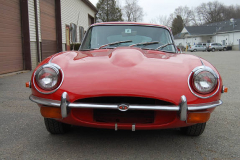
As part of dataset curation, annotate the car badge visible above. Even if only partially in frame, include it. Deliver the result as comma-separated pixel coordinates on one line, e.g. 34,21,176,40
118,104,129,111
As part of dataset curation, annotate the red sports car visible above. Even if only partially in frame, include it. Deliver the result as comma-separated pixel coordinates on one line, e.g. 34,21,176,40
28,22,227,136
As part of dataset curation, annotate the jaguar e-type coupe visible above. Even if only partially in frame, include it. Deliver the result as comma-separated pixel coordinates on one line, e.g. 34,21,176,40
28,22,227,136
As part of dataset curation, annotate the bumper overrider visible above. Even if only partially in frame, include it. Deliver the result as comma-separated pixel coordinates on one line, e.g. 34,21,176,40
30,92,222,122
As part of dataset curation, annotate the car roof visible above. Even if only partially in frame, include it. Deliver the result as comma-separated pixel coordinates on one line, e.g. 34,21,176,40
91,22,170,31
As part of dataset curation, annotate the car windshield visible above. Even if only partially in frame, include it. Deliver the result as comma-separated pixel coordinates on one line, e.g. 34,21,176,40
80,25,176,52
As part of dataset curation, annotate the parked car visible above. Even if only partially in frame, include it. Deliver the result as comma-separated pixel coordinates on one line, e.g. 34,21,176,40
188,44,206,52
197,43,206,46
207,43,227,52
27,22,227,136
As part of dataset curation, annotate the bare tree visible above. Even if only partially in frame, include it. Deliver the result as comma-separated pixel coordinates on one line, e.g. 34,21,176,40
150,15,171,26
123,0,143,22
189,7,205,26
222,4,240,20
196,1,225,24
174,6,194,26
150,6,194,27
151,1,240,27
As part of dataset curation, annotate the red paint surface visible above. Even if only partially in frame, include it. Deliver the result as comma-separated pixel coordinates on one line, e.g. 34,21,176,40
31,36,223,130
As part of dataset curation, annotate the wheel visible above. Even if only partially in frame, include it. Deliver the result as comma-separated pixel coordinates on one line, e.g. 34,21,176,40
180,123,206,136
44,118,71,134
193,49,197,52
223,48,226,51
212,48,215,52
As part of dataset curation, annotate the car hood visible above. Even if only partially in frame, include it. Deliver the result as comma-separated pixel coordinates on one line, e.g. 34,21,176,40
50,47,211,103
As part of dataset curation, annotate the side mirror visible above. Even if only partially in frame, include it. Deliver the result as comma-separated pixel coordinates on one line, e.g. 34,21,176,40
70,23,77,43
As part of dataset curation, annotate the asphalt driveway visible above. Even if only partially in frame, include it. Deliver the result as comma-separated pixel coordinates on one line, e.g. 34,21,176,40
0,51,239,159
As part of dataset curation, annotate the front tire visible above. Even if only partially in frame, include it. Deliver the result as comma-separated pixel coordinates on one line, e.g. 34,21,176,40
180,123,206,136
223,48,226,51
44,118,71,134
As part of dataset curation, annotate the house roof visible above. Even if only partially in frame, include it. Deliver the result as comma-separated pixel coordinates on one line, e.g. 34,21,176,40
82,0,98,13
185,26,216,35
203,19,240,33
177,18,240,37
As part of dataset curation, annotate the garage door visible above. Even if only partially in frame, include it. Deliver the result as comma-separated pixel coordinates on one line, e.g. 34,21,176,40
40,0,57,60
0,0,23,74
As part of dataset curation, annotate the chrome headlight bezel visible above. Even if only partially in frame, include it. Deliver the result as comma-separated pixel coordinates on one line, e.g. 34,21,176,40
33,63,64,94
188,66,220,99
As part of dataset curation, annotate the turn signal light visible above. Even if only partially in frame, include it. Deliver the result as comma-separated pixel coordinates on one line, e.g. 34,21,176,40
222,86,228,93
224,87,228,93
26,82,30,88
40,107,62,119
187,112,210,123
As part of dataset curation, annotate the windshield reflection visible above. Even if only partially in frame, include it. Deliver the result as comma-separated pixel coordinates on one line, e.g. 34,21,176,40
80,25,176,52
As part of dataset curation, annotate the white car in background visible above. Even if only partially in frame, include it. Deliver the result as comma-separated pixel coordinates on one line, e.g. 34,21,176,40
188,44,206,52
206,43,227,52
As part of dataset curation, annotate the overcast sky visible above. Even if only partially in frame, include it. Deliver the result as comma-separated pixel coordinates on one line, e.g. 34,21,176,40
89,0,240,23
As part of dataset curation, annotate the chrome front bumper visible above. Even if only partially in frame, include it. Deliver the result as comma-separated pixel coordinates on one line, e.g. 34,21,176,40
29,92,222,121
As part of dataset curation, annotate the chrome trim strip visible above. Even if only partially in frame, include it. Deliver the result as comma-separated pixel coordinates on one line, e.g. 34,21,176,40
179,95,187,121
69,103,118,109
199,58,205,66
29,95,222,112
192,66,219,79
128,105,179,111
115,123,117,131
61,92,69,118
29,95,61,107
132,124,135,131
188,100,222,110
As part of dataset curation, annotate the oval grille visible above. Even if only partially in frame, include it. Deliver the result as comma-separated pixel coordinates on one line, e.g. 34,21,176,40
75,96,173,106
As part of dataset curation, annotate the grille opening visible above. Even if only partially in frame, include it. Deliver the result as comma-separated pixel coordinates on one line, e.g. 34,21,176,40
94,109,155,124
75,96,173,106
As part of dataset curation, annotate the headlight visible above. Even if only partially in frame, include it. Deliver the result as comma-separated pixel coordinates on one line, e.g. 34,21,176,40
193,71,217,94
188,66,219,98
33,63,63,94
36,67,60,90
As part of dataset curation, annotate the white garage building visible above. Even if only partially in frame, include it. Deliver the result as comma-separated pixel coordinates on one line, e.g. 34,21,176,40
0,0,97,75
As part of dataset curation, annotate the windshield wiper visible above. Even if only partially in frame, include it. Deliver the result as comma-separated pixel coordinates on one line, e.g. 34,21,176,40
155,43,173,50
129,41,159,47
99,40,132,49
